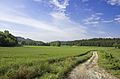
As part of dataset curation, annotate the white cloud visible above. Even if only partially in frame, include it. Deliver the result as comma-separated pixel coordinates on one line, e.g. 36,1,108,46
50,0,69,10
106,0,120,6
0,0,89,41
83,14,101,25
50,0,69,17
49,12,87,41
83,13,114,25
0,9,87,41
49,0,87,39
0,13,86,41
0,13,63,33
114,15,120,23
50,12,69,20
50,0,70,21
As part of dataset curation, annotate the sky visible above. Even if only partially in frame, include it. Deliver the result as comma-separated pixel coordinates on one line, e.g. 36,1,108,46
0,0,120,42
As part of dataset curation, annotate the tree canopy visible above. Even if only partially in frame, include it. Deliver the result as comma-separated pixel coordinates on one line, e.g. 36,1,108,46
0,30,18,47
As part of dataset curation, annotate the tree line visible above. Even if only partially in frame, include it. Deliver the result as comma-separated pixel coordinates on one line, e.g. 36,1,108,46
49,38,120,48
0,30,120,48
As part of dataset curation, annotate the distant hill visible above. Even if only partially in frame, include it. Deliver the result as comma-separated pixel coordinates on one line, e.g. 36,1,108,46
17,37,26,41
17,37,48,46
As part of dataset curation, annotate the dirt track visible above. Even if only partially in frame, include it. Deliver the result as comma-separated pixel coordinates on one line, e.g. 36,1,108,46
68,51,118,79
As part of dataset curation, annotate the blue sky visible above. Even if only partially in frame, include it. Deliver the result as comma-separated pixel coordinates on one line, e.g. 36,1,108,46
0,0,120,42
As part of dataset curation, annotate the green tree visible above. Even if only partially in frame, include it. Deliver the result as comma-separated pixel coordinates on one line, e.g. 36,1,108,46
56,41,61,47
113,43,118,48
0,30,18,47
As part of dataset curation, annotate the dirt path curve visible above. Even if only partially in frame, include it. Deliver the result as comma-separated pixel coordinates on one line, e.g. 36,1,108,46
67,51,118,79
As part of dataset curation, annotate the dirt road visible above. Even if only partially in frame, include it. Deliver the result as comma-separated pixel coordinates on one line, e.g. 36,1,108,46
68,51,118,79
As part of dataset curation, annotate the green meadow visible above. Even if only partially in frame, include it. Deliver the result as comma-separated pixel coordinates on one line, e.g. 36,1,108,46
0,46,120,79
98,48,120,78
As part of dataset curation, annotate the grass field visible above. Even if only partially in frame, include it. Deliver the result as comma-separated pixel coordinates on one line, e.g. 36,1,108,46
98,48,120,78
0,46,120,79
0,46,95,79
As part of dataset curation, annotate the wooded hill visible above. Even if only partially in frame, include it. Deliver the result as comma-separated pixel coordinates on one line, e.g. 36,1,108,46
17,37,48,46
0,30,18,47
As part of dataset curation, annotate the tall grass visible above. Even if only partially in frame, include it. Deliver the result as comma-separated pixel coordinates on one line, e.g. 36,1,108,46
98,48,120,78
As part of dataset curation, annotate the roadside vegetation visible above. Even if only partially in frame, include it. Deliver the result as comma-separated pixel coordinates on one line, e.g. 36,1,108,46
98,48,120,78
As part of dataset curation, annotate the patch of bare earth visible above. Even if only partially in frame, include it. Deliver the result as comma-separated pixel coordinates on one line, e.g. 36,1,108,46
67,51,118,79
